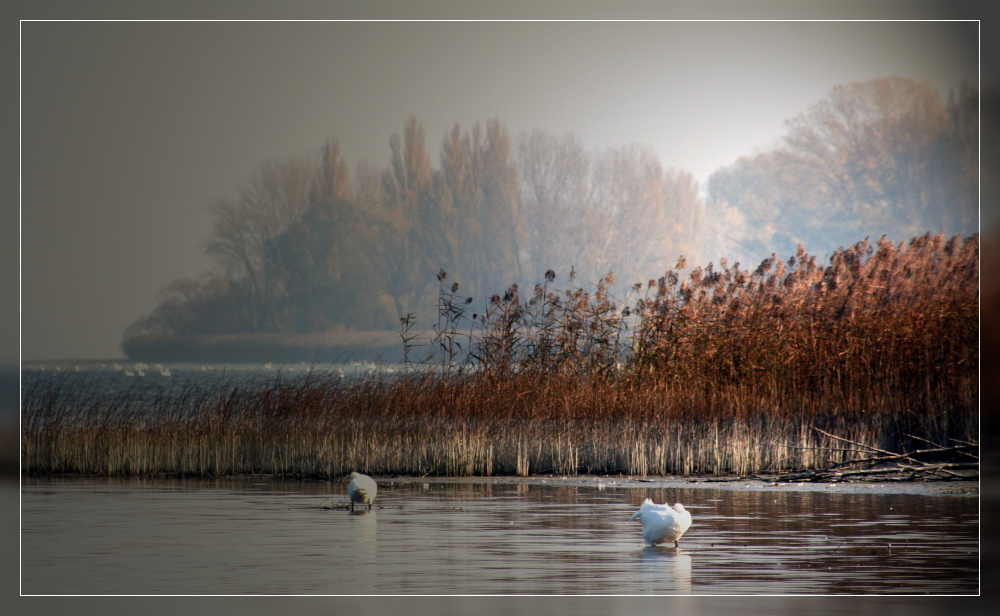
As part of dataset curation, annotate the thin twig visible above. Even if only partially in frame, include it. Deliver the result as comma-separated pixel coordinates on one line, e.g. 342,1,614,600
809,426,904,458
904,433,945,449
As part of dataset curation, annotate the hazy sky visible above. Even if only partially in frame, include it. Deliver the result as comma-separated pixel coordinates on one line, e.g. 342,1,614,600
18,17,978,362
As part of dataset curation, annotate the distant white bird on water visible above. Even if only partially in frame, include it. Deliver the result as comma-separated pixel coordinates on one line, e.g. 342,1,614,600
629,498,692,547
347,472,378,510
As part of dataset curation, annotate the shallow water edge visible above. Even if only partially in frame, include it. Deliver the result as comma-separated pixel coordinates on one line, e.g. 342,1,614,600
21,472,979,595
23,471,980,498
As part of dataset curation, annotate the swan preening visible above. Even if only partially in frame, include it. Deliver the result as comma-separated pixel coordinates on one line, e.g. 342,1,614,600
629,498,692,547
348,472,378,510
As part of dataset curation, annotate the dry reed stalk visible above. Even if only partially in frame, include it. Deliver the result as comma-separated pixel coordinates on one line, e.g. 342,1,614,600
22,233,977,478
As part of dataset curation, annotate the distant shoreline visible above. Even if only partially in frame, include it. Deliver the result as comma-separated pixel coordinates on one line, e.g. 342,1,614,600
21,473,978,497
120,331,406,364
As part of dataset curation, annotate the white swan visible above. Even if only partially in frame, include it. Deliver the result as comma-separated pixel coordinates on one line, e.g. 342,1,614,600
629,498,692,547
348,472,378,510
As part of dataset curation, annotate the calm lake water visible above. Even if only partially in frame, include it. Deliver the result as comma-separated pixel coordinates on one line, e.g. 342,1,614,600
20,476,977,595
19,360,395,406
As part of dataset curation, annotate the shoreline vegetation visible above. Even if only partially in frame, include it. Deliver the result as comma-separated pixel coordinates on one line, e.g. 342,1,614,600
23,233,978,480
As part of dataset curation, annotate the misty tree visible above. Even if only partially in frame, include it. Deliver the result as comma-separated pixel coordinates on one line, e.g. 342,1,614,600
707,77,979,261
941,80,978,230
429,122,477,291
125,89,975,344
364,115,436,321
351,160,384,209
427,120,525,301
585,144,703,285
122,276,240,339
517,133,705,288
127,116,709,342
205,155,315,332
660,166,706,269
267,198,384,331
516,129,591,282
469,119,523,296
704,151,803,259
311,137,352,204
266,139,364,331
262,142,361,330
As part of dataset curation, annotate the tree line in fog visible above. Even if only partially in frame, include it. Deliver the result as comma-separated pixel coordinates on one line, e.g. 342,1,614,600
708,78,978,259
124,77,978,341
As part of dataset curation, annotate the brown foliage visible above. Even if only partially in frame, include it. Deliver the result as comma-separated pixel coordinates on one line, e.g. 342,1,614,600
24,234,977,478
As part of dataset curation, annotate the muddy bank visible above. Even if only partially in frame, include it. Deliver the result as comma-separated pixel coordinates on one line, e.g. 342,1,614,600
40,471,970,497
372,474,979,497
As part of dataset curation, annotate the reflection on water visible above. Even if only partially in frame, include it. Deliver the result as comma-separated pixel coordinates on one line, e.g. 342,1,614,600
20,477,977,595
641,547,692,594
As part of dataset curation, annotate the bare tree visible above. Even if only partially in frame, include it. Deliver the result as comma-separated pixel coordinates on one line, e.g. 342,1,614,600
310,137,352,205
585,144,665,283
364,116,434,320
516,129,590,282
431,122,477,285
475,119,523,293
205,155,315,331
351,160,384,210
708,77,978,262
518,133,704,288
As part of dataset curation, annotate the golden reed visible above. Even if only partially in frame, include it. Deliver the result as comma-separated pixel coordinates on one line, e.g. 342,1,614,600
23,233,977,478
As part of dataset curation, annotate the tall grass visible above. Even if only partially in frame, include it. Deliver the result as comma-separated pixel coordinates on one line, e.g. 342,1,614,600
417,233,977,389
22,233,977,478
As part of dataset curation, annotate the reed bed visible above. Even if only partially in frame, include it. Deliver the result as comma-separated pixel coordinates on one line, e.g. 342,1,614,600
22,233,978,478
21,367,975,478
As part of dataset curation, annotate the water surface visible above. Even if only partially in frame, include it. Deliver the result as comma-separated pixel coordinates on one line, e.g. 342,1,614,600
20,477,977,595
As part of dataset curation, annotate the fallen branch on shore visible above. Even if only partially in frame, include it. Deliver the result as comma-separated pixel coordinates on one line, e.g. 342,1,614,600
779,427,979,482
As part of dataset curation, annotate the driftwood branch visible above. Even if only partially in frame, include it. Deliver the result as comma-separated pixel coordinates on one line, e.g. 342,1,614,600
809,426,919,462
778,427,979,482
903,433,945,449
903,434,980,461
